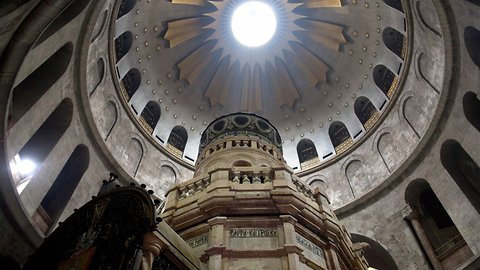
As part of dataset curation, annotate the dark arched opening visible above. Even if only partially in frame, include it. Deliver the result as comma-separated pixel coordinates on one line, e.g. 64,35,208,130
115,31,133,62
405,179,474,269
10,99,73,192
297,139,319,165
140,101,161,133
383,27,405,59
167,126,188,156
10,42,73,126
33,0,91,47
328,121,352,154
351,234,398,270
121,68,141,100
354,96,379,130
117,0,136,19
441,140,480,213
373,65,396,98
383,0,403,12
464,26,480,70
33,145,89,234
463,92,480,133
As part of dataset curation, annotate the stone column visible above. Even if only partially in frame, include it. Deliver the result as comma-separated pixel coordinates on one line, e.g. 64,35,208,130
402,205,444,270
207,216,227,270
141,231,163,270
280,215,302,270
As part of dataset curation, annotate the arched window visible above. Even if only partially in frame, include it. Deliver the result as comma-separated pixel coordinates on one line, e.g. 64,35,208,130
464,26,480,70
33,0,91,47
329,121,352,154
354,96,379,130
383,0,403,12
297,139,319,166
373,65,397,98
167,126,188,157
33,145,89,234
463,92,480,133
383,27,406,59
10,42,73,126
90,57,105,96
351,234,398,270
10,99,73,193
115,31,133,62
441,140,480,213
117,0,136,19
405,179,474,268
121,68,141,100
233,160,252,167
140,101,161,134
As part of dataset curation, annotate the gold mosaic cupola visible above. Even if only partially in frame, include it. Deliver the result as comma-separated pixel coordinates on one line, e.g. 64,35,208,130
162,113,369,269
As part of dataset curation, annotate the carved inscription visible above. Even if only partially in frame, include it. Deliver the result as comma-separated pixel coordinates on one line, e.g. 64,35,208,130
187,233,208,248
230,228,278,238
296,234,325,259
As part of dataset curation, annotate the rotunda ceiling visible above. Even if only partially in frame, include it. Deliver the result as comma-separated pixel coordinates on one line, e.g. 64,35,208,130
110,0,408,170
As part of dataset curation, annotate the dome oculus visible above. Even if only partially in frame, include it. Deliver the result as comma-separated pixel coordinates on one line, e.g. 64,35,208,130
231,1,277,47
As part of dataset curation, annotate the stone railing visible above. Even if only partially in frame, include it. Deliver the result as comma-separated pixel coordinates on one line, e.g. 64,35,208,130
178,176,211,199
230,168,273,184
199,135,283,162
292,176,315,202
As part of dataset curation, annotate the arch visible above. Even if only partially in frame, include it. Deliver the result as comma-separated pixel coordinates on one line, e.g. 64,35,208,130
125,138,143,177
441,140,480,213
354,96,378,129
10,42,73,125
328,121,351,150
296,138,318,164
159,165,177,192
383,27,405,59
91,9,108,43
115,31,133,62
464,26,480,70
383,0,403,12
401,95,422,138
233,160,252,167
33,0,91,47
351,234,398,270
373,65,396,97
140,101,161,133
463,92,480,133
10,99,73,191
168,126,188,153
117,0,137,19
121,68,141,100
102,100,118,140
34,145,89,234
309,179,330,203
376,131,395,173
90,57,105,96
405,179,474,268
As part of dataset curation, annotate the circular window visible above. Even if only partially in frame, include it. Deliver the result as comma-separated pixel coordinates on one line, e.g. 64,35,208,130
231,1,277,47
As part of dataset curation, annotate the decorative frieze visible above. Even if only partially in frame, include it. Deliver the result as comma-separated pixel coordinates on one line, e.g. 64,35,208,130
230,228,278,238
296,233,325,259
187,233,209,248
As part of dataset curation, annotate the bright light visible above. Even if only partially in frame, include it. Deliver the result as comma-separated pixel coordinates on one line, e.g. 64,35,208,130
231,1,277,47
18,158,36,176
